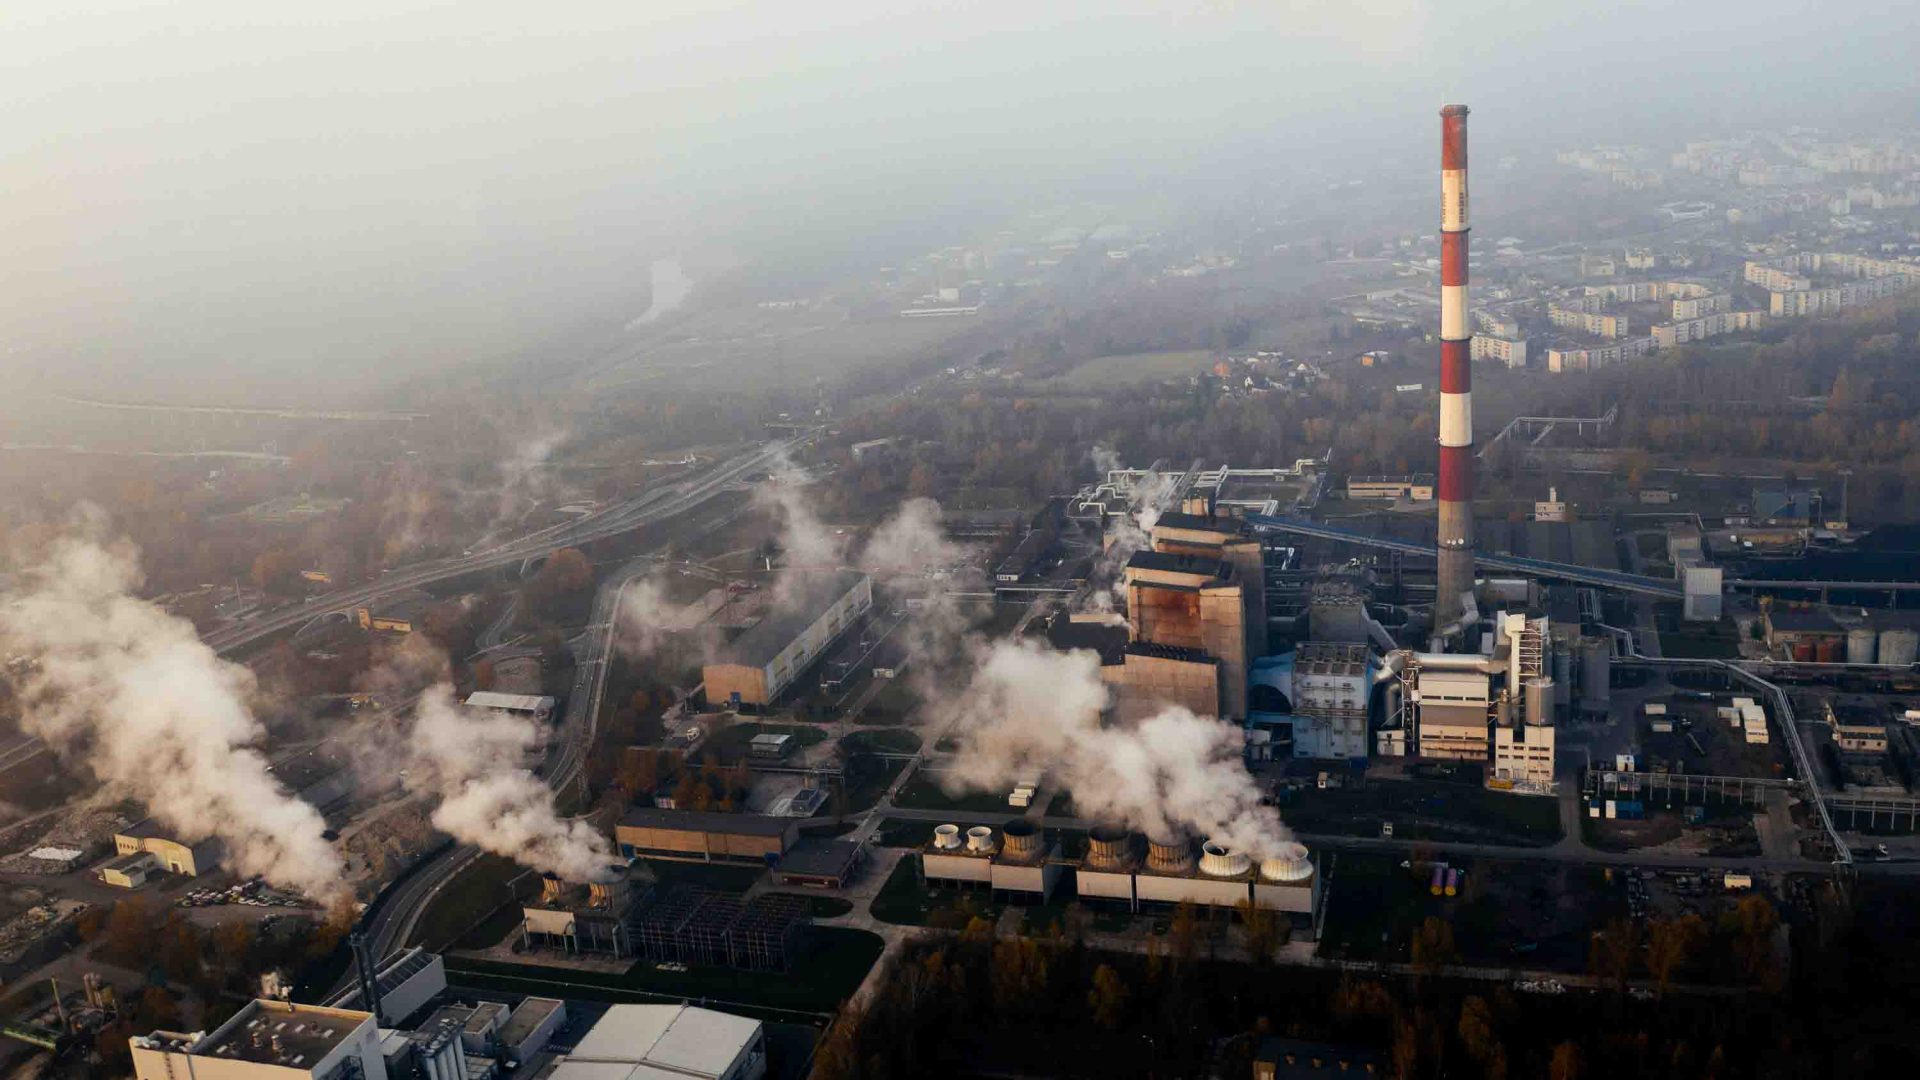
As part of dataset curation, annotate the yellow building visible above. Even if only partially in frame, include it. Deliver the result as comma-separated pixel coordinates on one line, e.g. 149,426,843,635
114,818,220,877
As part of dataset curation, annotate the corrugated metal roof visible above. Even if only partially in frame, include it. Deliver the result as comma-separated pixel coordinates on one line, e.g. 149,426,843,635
559,1004,759,1080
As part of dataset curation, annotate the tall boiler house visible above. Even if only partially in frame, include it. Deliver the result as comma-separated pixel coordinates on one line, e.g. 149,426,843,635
1435,104,1476,629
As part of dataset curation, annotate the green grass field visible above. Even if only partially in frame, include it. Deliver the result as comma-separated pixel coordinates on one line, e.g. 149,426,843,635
891,773,1018,814
869,855,1005,928
1042,349,1217,387
442,926,885,1019
701,722,829,764
840,728,921,755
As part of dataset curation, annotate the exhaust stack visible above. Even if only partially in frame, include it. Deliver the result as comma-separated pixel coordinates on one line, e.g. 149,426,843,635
1436,103,1476,628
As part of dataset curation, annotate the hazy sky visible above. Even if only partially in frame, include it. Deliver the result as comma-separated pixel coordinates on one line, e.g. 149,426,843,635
4,1,1914,399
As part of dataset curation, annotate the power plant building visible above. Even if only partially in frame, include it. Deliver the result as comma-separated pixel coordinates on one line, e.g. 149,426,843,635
1248,643,1374,761
616,808,799,864
702,570,872,709
1075,828,1320,928
550,1003,768,1080
113,819,219,878
920,821,1066,901
132,1000,384,1080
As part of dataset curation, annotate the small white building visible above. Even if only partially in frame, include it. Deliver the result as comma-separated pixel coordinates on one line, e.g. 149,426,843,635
464,692,557,722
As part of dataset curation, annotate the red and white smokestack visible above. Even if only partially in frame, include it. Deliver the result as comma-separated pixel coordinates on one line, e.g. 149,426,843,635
1435,103,1475,627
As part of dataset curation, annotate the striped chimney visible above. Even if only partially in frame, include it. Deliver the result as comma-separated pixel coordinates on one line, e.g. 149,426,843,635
1435,103,1475,627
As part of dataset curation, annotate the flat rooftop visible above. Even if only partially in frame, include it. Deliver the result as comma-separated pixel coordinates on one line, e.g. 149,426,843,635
169,1000,369,1069
619,807,796,836
1126,550,1229,579
498,998,565,1047
718,570,869,668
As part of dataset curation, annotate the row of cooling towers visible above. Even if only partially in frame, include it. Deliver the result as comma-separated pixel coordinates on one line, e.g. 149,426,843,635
931,821,1313,885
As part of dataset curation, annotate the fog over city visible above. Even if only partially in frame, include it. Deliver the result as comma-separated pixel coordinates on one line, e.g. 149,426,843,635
3,1,1913,403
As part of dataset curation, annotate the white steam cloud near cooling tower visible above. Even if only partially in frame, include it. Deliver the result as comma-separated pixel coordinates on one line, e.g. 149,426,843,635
934,638,1292,859
407,685,616,882
0,528,346,901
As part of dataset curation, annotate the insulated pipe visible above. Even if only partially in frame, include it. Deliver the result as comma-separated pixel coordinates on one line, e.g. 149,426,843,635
1435,104,1476,628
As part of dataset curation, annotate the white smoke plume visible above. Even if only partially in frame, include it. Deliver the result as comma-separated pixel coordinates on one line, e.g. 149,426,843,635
934,638,1290,858
1087,463,1177,611
492,431,566,533
0,529,346,900
615,576,722,663
858,497,971,578
407,685,616,881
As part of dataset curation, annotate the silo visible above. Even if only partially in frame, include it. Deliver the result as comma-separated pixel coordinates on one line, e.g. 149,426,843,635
1879,629,1919,667
1816,638,1841,664
1580,637,1611,710
1525,677,1554,727
1552,645,1573,708
1847,627,1878,665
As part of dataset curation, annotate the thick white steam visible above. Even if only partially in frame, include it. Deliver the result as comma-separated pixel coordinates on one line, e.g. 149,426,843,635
859,497,970,578
0,534,345,900
935,638,1290,858
1088,465,1176,611
407,685,615,881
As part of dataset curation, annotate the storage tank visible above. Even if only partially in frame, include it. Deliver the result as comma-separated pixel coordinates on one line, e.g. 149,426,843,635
1792,641,1816,662
1258,842,1313,883
1525,677,1554,727
932,824,962,850
1198,841,1252,878
1445,868,1461,897
1553,646,1573,708
965,826,996,854
1001,820,1042,859
1847,627,1878,665
1145,834,1195,874
1086,824,1131,868
1580,637,1611,709
1816,638,1841,664
1429,864,1446,896
1880,629,1919,667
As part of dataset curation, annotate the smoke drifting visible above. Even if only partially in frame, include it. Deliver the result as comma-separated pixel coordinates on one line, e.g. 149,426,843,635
1088,461,1175,611
859,497,971,578
407,685,615,882
615,576,721,663
934,638,1290,858
489,431,567,540
0,530,345,900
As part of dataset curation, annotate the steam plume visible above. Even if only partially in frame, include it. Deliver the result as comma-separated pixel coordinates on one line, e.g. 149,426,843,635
935,638,1290,858
0,530,345,900
1088,463,1176,611
859,497,970,578
407,685,614,881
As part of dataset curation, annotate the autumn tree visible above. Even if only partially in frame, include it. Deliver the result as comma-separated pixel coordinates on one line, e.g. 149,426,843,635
1589,917,1640,993
1087,963,1128,1030
1410,916,1456,974
1549,1041,1582,1080
1644,914,1705,995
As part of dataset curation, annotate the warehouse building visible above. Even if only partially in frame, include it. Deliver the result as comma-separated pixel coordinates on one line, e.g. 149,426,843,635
463,691,557,722
113,819,219,878
550,1003,767,1080
703,571,872,709
616,808,798,864
772,837,866,889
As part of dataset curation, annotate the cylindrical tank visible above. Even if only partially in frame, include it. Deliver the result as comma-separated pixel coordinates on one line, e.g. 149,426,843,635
1816,638,1840,664
1525,677,1554,727
1199,841,1252,878
1259,842,1313,882
1847,627,1878,665
1793,641,1816,663
965,826,995,854
1429,864,1446,896
1001,820,1041,859
1145,834,1194,874
1087,824,1131,868
1880,629,1919,667
1445,868,1461,897
932,824,962,850
1581,637,1611,708
1553,646,1573,707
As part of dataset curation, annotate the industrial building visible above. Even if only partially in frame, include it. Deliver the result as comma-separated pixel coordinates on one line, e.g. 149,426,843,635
615,808,798,864
548,1003,767,1080
1253,1038,1387,1080
920,821,1066,902
113,818,220,878
132,1000,384,1080
771,837,866,889
462,691,556,723
495,997,567,1066
521,868,651,957
99,852,156,889
702,570,872,708
326,946,448,1027
1247,642,1374,761
1344,475,1435,502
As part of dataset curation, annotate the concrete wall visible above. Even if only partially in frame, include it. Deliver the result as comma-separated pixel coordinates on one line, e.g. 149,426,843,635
990,862,1063,900
1076,869,1136,903
1103,652,1220,721
1251,877,1317,914
922,852,993,884
1134,873,1252,908
615,825,789,862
